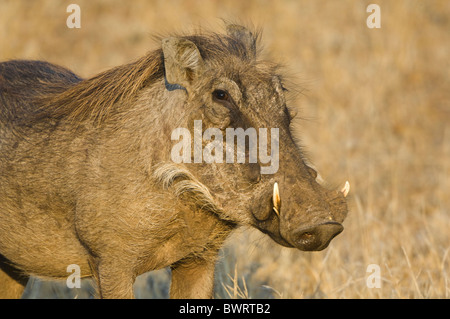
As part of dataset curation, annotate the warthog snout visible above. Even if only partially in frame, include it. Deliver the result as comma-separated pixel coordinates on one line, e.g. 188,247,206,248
291,222,344,251
253,180,349,252
287,182,349,251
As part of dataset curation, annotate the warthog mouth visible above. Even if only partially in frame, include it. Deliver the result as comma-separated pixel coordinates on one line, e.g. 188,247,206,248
260,218,344,251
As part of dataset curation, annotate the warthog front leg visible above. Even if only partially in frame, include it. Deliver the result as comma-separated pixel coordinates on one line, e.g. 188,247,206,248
170,256,216,299
90,257,135,299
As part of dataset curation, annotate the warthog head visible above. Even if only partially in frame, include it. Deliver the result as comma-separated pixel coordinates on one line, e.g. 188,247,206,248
158,25,349,251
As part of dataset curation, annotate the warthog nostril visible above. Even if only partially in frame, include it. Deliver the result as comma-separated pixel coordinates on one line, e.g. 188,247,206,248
293,222,343,251
300,232,313,240
296,230,317,249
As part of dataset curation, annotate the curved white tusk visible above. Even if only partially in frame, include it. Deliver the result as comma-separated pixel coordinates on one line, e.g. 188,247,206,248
273,182,281,216
273,206,280,217
341,181,350,197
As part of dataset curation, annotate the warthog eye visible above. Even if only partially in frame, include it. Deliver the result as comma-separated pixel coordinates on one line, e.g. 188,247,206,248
212,89,230,102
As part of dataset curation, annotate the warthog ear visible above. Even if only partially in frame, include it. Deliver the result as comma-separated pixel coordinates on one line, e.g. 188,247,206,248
162,37,204,89
225,24,257,59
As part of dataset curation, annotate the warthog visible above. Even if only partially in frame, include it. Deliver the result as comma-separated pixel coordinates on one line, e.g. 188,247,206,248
0,25,349,299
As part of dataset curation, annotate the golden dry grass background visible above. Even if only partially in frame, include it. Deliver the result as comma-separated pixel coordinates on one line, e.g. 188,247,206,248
0,0,449,298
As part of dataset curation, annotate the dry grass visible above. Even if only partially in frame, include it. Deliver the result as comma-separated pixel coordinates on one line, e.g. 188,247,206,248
1,0,448,299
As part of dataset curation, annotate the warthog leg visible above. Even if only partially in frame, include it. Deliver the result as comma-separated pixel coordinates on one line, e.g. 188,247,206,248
170,256,216,299
89,257,135,299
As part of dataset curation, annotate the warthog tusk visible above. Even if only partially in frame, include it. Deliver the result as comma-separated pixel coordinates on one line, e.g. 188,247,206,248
273,206,280,217
341,181,350,197
273,182,281,216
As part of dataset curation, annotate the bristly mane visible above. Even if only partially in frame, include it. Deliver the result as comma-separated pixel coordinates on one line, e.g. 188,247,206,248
32,29,262,126
33,49,164,125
